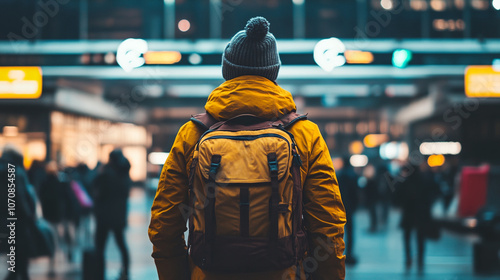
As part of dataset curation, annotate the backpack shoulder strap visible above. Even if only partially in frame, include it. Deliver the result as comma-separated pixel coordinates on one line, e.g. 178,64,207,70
273,112,308,129
190,112,218,130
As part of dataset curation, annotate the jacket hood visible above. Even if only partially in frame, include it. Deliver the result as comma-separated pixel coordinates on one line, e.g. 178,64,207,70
205,75,296,120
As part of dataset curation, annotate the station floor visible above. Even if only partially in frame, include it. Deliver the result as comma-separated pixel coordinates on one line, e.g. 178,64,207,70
2,187,498,280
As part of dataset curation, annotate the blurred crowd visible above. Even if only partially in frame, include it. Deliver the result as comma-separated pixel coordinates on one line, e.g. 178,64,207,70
0,145,131,280
1,141,497,279
335,156,461,272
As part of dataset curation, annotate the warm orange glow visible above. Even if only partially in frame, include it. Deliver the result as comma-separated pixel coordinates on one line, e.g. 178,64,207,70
144,51,182,65
349,140,364,155
344,50,374,64
0,67,42,99
363,134,389,148
428,154,445,167
2,126,18,137
465,66,500,98
24,140,46,169
430,0,446,11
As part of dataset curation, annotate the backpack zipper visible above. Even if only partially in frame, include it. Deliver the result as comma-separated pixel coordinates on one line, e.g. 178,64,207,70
200,133,291,149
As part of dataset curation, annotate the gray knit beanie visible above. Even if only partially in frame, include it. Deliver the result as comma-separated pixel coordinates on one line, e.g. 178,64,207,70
222,16,281,82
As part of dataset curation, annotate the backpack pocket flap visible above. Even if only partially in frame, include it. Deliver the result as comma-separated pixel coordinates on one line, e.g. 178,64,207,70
198,129,292,184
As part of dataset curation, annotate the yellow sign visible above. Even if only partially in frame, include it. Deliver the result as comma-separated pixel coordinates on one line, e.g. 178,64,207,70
0,67,42,99
465,66,500,97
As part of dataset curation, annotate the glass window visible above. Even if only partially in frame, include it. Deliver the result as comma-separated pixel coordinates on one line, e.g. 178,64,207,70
470,0,499,38
306,0,357,38
363,0,422,38
429,0,466,38
87,0,163,39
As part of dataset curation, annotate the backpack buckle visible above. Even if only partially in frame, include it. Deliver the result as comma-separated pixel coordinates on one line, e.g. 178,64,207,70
209,162,220,175
208,155,221,179
268,159,278,173
267,153,279,175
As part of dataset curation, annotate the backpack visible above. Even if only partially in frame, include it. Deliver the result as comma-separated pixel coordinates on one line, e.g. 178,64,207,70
187,112,308,273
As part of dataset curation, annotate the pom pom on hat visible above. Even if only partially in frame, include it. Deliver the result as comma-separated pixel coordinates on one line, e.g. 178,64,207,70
222,16,281,81
245,17,270,41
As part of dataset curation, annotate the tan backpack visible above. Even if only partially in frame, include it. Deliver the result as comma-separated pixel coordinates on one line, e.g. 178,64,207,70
187,112,308,273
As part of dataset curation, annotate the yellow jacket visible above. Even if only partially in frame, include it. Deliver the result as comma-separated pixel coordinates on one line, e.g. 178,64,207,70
149,76,346,280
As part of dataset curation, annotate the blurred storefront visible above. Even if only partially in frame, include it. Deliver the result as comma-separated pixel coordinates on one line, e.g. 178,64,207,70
0,109,150,182
0,67,150,182
50,111,149,181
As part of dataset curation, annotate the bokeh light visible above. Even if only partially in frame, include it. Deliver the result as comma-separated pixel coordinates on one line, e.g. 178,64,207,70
178,19,191,32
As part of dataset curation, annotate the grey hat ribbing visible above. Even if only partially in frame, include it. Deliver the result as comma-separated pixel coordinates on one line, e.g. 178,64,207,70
222,17,281,81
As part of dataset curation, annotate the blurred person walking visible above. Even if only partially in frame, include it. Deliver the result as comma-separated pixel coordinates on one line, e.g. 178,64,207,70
436,162,458,214
337,157,360,265
92,149,131,280
27,160,46,195
363,164,379,232
71,163,93,193
67,163,95,248
39,161,68,275
149,16,346,280
376,164,392,228
39,162,67,225
394,163,439,272
40,161,83,274
0,146,36,280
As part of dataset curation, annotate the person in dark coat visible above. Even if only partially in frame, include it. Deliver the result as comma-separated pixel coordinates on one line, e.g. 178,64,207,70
363,164,379,232
27,160,46,195
394,163,439,272
0,145,36,280
69,163,92,193
92,149,131,280
39,161,77,273
376,164,391,227
337,157,359,265
39,162,66,224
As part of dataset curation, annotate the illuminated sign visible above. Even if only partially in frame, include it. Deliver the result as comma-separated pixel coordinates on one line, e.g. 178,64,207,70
116,39,182,71
344,50,374,64
465,66,500,98
419,141,462,155
392,49,412,68
144,51,182,65
0,67,42,99
314,38,346,72
117,38,148,72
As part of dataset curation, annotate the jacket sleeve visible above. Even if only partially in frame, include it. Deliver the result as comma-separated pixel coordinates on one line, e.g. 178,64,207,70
302,123,346,280
148,122,201,280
